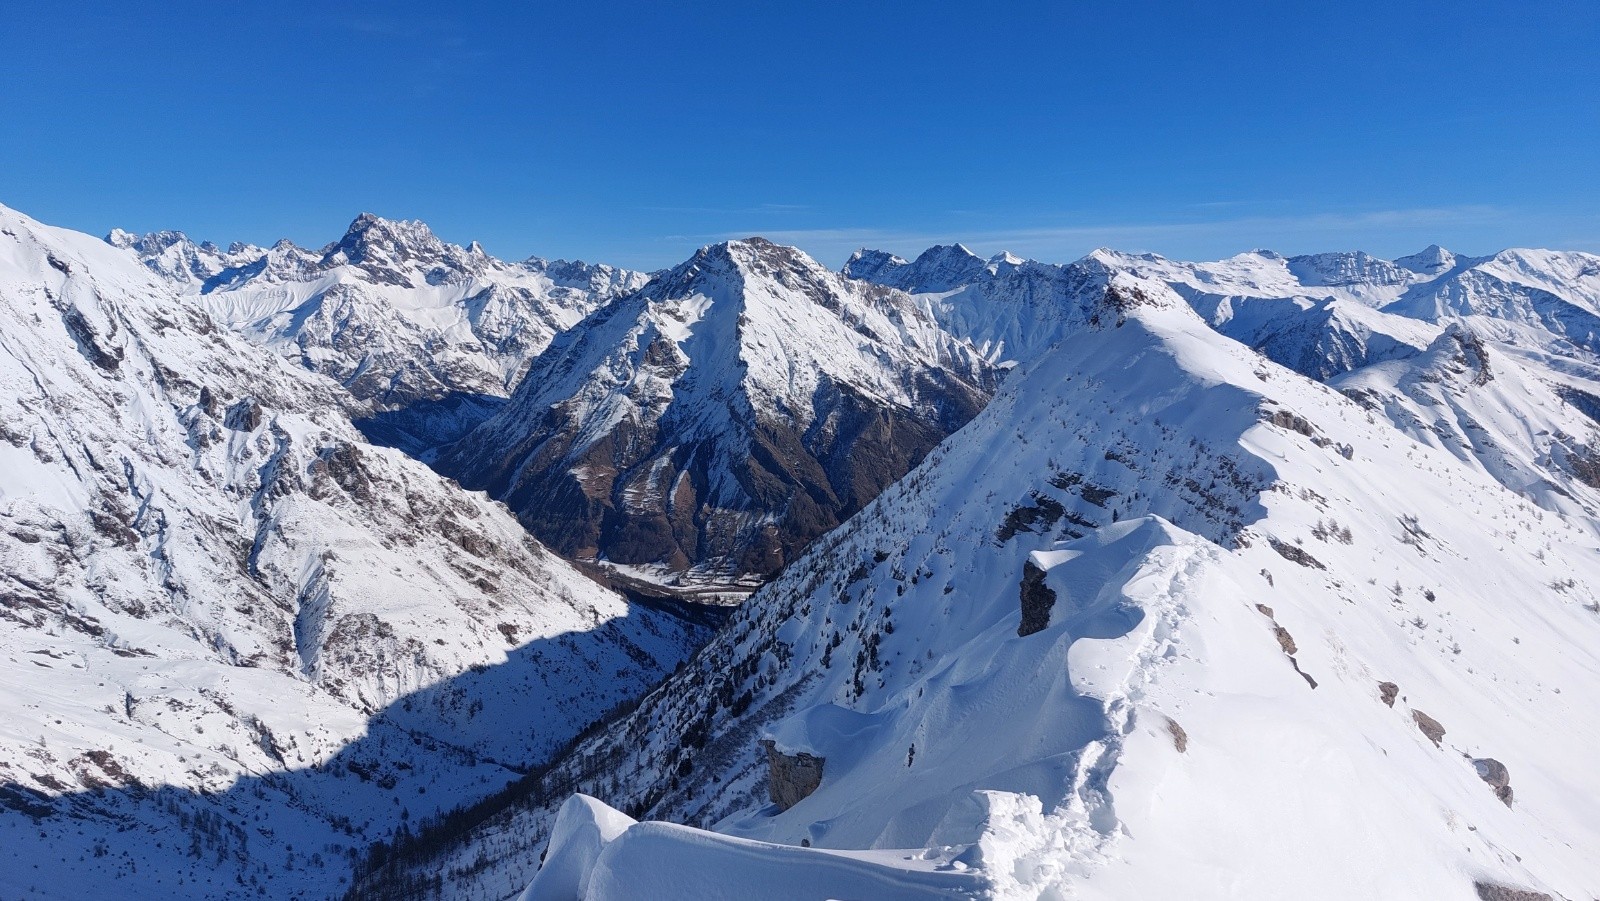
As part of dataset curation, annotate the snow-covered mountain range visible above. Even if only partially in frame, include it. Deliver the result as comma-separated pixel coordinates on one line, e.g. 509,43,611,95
359,241,1600,901
0,204,705,899
5,200,1600,901
434,237,997,593
111,215,647,454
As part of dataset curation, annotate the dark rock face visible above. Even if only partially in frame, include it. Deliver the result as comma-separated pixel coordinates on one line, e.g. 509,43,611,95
1268,537,1326,570
58,304,123,371
467,377,984,579
224,398,262,432
1474,882,1551,901
1166,717,1189,753
1378,681,1399,707
1412,709,1446,747
761,740,824,811
1266,407,1317,437
1473,757,1514,806
1018,560,1058,637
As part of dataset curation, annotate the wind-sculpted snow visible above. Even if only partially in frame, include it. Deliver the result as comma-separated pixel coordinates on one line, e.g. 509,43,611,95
521,793,985,900
381,272,1600,900
436,237,997,589
0,205,706,899
110,215,647,451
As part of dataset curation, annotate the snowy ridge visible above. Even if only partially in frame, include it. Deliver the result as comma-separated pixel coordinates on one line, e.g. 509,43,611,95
845,243,1600,390
0,204,704,899
391,271,1600,900
109,215,647,452
436,237,997,585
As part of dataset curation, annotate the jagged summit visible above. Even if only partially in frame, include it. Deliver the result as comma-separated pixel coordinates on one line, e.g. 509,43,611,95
1287,249,1410,288
851,242,989,293
841,247,908,283
316,212,478,286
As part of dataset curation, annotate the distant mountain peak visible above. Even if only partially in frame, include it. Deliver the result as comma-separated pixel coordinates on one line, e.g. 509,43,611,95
840,242,987,293
1394,243,1458,274
841,248,909,283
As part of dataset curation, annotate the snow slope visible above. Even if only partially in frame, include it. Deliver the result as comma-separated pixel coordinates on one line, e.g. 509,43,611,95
436,237,997,588
387,267,1600,900
0,204,705,900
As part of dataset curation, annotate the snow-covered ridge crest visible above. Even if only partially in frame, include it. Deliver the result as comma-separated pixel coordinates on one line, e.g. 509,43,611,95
846,241,1600,390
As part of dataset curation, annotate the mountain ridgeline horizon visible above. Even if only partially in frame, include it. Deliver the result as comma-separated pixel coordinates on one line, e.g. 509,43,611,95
2,199,1598,900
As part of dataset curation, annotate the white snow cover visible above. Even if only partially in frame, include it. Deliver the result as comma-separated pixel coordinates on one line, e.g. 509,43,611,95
110,214,647,418
521,794,984,901
478,269,1600,900
12,201,1600,900
0,204,702,899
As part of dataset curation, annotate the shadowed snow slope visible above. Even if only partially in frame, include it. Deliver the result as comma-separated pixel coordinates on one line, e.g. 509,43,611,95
382,271,1600,900
0,205,705,899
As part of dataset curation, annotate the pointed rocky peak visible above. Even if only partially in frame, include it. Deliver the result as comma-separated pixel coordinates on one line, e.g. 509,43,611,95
106,228,195,256
892,242,988,293
842,248,909,283
1395,243,1458,275
644,238,838,308
325,212,445,263
320,212,476,287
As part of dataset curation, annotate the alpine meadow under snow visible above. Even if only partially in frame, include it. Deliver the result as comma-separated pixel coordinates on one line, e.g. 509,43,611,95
2,201,1599,901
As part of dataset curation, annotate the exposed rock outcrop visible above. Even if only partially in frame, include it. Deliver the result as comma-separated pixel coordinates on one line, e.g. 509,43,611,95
761,740,824,811
1412,709,1447,747
1473,881,1551,901
1166,717,1189,753
1473,757,1514,807
1378,681,1399,707
1018,559,1058,637
224,397,262,432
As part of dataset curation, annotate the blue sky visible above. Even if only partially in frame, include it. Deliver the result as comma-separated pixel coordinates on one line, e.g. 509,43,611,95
2,1,1596,269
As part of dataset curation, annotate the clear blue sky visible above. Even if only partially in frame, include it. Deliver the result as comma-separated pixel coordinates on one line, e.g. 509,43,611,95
3,1,1596,269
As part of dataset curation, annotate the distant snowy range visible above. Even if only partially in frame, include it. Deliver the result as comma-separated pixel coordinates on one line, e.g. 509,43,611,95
2,200,1599,900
